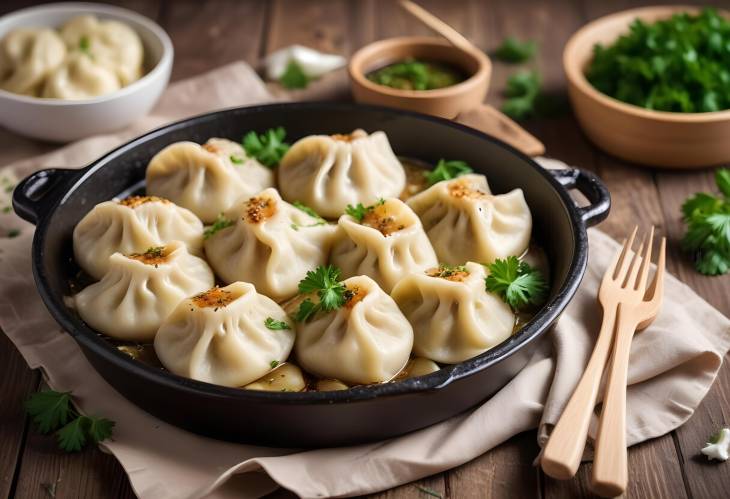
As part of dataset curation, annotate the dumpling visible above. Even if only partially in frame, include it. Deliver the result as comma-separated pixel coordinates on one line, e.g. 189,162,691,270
204,188,338,301
42,52,120,99
294,275,413,384
74,242,214,341
330,198,437,292
406,174,532,265
73,195,204,280
244,363,306,392
146,138,274,223
60,15,143,86
0,28,66,96
154,282,296,387
391,261,515,364
278,129,406,218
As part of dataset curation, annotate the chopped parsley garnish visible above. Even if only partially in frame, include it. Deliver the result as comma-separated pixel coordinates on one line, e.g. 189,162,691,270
242,127,290,168
344,198,385,222
294,265,347,322
264,317,291,330
229,154,244,164
78,36,91,55
430,264,468,279
681,168,730,275
424,159,473,186
203,214,234,239
7,229,20,238
494,37,537,63
485,256,548,309
280,60,311,89
586,8,730,113
25,390,114,453
144,246,165,258
270,360,280,369
291,201,327,229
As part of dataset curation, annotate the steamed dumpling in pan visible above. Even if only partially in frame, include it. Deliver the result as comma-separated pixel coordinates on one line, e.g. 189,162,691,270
204,188,338,302
391,261,515,364
330,198,437,293
146,138,274,223
154,282,296,387
42,52,121,99
406,173,532,265
74,242,214,341
294,275,413,385
0,28,66,96
278,129,406,218
73,195,204,280
60,15,143,86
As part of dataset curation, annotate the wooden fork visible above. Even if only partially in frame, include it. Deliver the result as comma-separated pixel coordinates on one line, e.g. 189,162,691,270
591,229,666,497
541,227,665,481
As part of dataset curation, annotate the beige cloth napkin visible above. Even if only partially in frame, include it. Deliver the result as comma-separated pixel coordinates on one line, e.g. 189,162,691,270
1,62,729,499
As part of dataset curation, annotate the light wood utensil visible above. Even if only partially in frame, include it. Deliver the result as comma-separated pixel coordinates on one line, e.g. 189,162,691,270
398,0,478,54
541,227,665,482
591,230,666,497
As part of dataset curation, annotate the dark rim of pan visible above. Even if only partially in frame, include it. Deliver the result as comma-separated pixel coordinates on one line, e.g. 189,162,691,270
32,101,587,404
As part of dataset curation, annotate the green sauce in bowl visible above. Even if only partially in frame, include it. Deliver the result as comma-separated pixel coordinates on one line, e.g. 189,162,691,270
367,58,467,91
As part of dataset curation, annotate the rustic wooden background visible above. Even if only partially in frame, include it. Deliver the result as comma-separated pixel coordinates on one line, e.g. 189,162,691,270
1,0,729,498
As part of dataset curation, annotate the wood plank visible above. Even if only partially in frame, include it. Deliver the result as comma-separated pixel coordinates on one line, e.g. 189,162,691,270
158,0,268,81
0,334,38,499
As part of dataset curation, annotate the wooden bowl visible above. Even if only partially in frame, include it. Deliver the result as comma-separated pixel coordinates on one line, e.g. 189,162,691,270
349,36,491,119
564,5,730,168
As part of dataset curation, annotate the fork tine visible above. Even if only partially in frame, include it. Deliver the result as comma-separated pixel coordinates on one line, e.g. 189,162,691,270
634,226,655,291
613,226,638,281
622,239,645,288
637,237,666,330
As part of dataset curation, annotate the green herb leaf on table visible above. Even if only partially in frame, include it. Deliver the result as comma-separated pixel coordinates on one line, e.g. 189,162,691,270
280,61,310,89
485,256,548,309
204,214,234,239
681,168,730,276
264,317,291,330
294,265,347,322
586,8,730,113
242,127,290,168
7,229,20,238
494,36,537,63
424,159,473,186
501,70,541,119
25,390,114,453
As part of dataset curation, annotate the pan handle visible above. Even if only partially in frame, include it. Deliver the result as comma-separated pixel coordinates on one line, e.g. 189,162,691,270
549,168,611,227
12,168,79,225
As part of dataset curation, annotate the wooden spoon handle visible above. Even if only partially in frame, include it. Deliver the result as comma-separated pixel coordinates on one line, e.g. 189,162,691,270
455,104,545,156
398,0,477,53
541,305,616,479
591,304,636,497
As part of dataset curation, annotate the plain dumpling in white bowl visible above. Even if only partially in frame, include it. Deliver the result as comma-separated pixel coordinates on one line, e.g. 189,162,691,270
73,195,204,280
294,275,413,385
391,261,515,364
74,241,214,341
0,27,66,96
42,52,120,99
60,14,143,86
407,173,532,265
330,197,437,293
278,129,406,219
154,281,296,387
146,138,274,223
204,187,338,302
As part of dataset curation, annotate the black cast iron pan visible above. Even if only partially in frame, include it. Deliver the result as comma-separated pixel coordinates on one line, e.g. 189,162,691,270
13,102,610,447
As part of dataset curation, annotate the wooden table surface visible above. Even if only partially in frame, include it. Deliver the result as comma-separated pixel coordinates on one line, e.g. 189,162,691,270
1,1,729,498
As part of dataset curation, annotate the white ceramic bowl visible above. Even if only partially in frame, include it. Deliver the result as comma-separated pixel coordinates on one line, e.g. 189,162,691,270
0,2,173,142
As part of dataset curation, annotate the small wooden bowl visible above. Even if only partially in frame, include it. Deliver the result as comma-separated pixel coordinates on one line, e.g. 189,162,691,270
349,36,491,119
564,5,730,168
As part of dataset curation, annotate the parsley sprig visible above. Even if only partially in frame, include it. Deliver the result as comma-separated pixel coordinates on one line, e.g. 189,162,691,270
25,390,114,453
242,127,290,168
494,37,537,63
294,265,347,322
291,201,327,231
681,168,730,275
485,256,548,310
280,61,311,89
204,214,234,239
424,159,473,186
